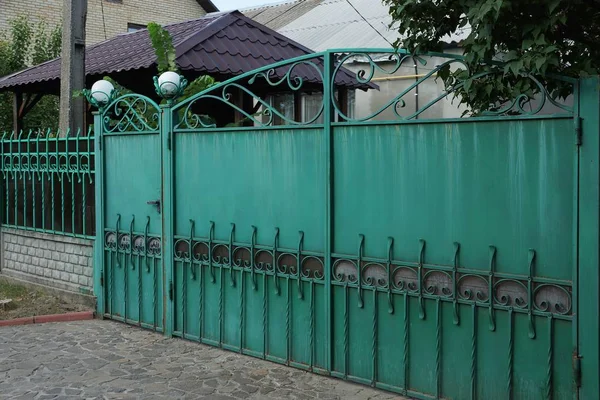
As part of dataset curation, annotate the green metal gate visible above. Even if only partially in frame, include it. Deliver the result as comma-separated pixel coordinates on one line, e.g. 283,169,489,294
94,95,164,331
92,49,600,399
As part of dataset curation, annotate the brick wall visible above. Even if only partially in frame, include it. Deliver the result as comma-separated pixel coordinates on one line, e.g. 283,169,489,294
0,0,207,45
1,228,94,295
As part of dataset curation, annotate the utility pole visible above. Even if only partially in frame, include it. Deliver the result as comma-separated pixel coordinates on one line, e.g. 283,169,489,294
59,0,87,135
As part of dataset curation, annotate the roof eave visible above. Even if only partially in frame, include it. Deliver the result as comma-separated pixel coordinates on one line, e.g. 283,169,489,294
196,0,219,13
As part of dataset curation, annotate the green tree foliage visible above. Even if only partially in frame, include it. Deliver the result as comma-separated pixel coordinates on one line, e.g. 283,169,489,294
146,22,217,124
146,21,217,101
147,22,177,74
0,16,61,132
384,0,599,113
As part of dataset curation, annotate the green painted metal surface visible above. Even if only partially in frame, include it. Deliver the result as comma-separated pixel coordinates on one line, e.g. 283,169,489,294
91,49,597,399
97,95,164,331
0,128,95,238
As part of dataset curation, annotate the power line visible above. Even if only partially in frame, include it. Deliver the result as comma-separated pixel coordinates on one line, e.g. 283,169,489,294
100,0,108,40
344,0,394,48
262,0,305,28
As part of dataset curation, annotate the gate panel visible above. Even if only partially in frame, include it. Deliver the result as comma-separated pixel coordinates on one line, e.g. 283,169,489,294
331,118,575,398
333,120,575,274
98,95,163,331
171,128,328,371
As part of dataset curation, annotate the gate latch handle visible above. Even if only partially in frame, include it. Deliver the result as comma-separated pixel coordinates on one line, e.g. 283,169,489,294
147,199,161,214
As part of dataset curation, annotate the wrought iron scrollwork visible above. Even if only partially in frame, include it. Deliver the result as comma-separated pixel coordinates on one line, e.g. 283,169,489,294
174,222,325,288
105,230,161,257
172,55,327,130
100,94,161,134
331,50,575,121
329,235,572,322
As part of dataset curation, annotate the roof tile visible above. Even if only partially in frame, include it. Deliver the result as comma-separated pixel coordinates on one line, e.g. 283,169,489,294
0,10,367,91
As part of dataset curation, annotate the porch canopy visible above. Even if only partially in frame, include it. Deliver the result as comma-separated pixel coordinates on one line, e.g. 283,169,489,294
0,11,365,129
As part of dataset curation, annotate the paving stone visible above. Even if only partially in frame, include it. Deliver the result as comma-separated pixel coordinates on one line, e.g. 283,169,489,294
0,321,405,400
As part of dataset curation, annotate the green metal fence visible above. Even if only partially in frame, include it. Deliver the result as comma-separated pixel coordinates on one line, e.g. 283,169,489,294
90,49,599,399
0,128,95,238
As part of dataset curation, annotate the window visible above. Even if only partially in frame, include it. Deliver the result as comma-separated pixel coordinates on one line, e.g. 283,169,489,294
127,23,146,33
301,90,356,123
302,93,324,124
268,93,295,125
261,90,356,126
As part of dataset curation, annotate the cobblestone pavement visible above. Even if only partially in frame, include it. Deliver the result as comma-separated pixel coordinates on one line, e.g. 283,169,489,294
0,320,406,400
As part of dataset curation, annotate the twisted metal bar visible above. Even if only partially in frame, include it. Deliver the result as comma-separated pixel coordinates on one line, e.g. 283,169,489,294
403,292,409,395
209,222,215,283
507,308,514,400
387,238,394,314
309,280,315,371
488,246,497,331
418,239,426,320
189,220,196,280
181,254,187,340
274,230,280,295
286,276,291,365
357,234,365,308
229,223,236,287
470,304,477,400
262,273,268,360
218,260,224,347
452,242,460,325
153,255,158,331
528,249,537,339
436,298,442,399
344,282,349,379
144,217,150,272
546,316,553,400
297,231,304,300
371,288,378,387
108,246,114,318
251,226,257,290
239,268,245,353
137,234,142,327
198,247,204,343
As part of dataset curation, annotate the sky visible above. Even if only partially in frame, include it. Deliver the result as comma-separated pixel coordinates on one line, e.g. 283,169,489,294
212,0,284,11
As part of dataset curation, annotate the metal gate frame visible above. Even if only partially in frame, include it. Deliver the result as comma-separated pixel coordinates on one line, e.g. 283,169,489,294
93,95,166,331
90,49,600,400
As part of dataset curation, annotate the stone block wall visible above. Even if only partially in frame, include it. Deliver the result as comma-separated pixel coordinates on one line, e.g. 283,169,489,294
0,0,207,45
1,228,94,295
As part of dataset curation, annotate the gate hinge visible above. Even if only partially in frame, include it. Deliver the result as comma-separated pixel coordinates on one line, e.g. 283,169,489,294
169,280,173,301
575,116,582,146
100,272,104,287
573,353,582,388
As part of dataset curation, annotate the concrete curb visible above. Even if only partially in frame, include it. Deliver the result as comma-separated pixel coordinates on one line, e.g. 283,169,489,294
0,311,94,327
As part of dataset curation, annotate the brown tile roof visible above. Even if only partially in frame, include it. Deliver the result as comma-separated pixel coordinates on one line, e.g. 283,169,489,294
0,11,363,92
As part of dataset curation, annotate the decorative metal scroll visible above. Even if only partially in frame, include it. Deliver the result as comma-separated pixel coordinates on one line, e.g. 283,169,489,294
331,237,572,324
172,54,328,130
164,49,576,130
100,94,161,134
330,50,576,122
173,221,325,288
104,230,162,258
171,223,572,322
